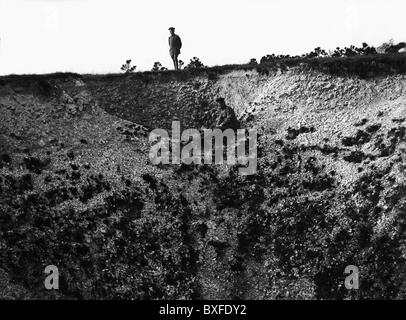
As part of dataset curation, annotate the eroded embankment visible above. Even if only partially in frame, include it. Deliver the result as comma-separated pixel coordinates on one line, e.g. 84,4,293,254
0,66,405,299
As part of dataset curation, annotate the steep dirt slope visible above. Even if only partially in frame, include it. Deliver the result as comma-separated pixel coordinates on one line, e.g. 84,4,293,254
0,65,405,299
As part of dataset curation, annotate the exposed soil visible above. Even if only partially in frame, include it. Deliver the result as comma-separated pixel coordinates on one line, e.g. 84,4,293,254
0,63,405,299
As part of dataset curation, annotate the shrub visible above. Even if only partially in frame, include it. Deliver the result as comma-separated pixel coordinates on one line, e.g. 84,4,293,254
260,54,297,64
385,42,406,53
249,58,258,66
151,62,168,72
377,39,395,54
120,59,136,73
261,42,381,62
306,47,328,58
185,57,205,69
357,43,377,55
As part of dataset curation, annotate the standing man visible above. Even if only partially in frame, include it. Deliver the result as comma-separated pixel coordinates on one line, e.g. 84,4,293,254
168,27,182,70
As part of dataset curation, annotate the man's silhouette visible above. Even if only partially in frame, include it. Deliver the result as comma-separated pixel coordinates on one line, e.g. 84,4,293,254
168,27,182,70
215,98,240,131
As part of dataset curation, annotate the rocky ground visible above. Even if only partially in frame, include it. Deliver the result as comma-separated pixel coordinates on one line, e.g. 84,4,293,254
0,59,405,299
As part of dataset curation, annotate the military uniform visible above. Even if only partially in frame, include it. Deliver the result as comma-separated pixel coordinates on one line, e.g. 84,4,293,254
169,34,182,57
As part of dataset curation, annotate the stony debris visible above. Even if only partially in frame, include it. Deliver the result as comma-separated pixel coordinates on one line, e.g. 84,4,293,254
0,67,405,300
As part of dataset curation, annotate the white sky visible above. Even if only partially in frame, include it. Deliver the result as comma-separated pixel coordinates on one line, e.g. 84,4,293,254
0,0,405,75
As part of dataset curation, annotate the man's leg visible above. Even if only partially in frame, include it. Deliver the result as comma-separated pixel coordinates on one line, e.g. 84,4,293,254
174,53,179,70
171,54,176,70
171,56,177,70
170,51,177,70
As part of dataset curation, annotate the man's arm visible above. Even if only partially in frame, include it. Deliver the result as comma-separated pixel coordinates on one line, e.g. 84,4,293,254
178,36,182,49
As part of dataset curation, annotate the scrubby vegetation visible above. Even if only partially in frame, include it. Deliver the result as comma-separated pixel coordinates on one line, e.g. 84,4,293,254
179,60,185,70
151,62,168,72
259,40,404,62
249,58,258,66
120,59,136,73
184,57,206,69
